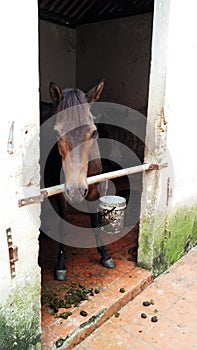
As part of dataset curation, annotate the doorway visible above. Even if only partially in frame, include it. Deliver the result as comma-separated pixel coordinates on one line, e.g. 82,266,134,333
38,1,154,348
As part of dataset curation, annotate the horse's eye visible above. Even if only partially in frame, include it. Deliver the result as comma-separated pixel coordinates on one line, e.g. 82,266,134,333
91,130,98,139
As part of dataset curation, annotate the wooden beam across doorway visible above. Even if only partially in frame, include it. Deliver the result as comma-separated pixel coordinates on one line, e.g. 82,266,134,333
18,163,167,207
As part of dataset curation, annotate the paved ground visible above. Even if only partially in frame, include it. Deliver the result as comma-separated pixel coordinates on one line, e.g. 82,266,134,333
74,246,197,350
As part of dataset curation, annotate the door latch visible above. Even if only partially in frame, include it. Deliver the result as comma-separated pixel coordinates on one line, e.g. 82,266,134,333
6,228,18,278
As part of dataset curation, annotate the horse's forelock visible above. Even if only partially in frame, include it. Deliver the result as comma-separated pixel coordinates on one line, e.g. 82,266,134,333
55,88,94,134
54,88,102,176
62,89,87,109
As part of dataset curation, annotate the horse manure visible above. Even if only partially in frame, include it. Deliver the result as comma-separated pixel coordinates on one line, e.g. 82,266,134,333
59,311,72,319
141,313,147,319
64,284,91,306
65,303,71,309
150,299,154,305
127,257,134,261
55,338,65,348
80,310,88,317
143,301,150,306
94,288,100,294
151,316,158,322
46,307,55,315
114,312,120,317
43,283,93,316
119,288,125,293
50,298,65,313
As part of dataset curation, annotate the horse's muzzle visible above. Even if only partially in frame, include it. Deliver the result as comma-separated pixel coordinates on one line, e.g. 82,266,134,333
64,184,88,204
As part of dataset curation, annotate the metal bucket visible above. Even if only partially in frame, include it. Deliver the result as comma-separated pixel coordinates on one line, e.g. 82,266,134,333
99,195,126,234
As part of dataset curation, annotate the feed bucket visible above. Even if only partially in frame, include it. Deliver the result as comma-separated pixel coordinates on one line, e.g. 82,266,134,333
98,195,126,234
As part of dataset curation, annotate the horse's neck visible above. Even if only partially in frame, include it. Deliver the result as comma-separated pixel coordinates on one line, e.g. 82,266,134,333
40,102,54,125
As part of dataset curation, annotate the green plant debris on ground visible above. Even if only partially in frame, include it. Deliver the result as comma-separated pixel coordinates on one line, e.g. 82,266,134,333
79,309,106,329
58,312,72,319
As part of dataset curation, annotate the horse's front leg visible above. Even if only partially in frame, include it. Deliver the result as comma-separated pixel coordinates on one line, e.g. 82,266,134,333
55,194,67,281
87,186,115,269
55,243,67,280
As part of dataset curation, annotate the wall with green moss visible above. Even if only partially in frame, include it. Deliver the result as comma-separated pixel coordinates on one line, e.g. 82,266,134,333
138,204,197,276
0,282,41,350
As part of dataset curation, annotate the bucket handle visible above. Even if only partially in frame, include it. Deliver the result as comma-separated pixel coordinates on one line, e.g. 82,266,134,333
98,206,116,217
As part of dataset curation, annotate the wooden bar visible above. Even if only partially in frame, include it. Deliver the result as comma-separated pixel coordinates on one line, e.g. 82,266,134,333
41,163,153,198
18,163,161,207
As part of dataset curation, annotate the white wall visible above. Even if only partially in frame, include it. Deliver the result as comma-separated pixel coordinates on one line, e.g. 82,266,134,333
165,0,197,208
77,14,153,113
138,0,197,274
0,0,40,298
39,20,76,101
0,0,41,347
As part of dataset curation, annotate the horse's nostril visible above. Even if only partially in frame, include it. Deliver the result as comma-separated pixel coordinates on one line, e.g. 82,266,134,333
65,185,88,201
84,188,88,197
80,186,88,198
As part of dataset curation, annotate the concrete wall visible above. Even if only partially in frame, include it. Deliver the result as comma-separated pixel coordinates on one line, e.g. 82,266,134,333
0,1,41,349
77,14,153,113
138,0,197,275
40,14,153,111
39,20,76,101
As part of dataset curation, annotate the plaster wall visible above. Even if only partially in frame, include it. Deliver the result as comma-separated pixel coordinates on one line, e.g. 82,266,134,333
165,0,197,208
138,0,197,275
77,14,153,112
39,20,76,101
0,1,41,348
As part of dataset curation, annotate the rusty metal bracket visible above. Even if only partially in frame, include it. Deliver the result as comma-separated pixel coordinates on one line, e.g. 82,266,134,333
148,163,168,170
18,194,45,208
6,228,18,278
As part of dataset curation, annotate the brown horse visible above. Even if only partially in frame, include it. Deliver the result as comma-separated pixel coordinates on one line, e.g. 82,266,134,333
40,80,115,280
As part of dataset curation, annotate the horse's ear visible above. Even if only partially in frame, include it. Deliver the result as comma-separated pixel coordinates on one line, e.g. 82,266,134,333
49,82,63,103
86,79,105,102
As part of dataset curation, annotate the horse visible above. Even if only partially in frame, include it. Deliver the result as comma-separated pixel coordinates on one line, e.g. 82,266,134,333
40,80,115,280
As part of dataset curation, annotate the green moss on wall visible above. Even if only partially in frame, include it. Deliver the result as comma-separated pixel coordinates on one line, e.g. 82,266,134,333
137,218,155,270
0,282,41,350
138,205,197,276
165,206,197,264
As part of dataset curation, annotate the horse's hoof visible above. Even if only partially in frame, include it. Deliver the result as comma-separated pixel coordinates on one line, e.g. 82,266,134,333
101,257,116,268
128,247,138,254
55,269,67,281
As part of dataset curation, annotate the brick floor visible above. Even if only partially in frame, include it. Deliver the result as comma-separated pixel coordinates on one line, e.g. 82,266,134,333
40,219,154,349
75,246,197,350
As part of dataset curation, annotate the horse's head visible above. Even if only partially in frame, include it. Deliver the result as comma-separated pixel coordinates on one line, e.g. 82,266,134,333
50,80,104,204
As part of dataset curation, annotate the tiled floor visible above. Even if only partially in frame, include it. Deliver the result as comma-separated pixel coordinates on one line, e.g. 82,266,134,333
75,246,197,350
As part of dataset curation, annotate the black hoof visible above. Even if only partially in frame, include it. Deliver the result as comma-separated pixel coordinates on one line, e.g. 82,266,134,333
128,246,138,262
128,246,138,254
55,269,67,281
101,257,116,268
